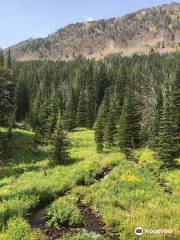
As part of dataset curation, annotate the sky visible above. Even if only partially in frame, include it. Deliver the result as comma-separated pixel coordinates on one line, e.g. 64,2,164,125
0,0,179,48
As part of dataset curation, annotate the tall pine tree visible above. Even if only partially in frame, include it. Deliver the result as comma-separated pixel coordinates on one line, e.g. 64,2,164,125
118,86,141,153
0,48,4,67
63,88,77,130
158,92,177,167
52,113,69,163
76,91,87,127
104,108,117,149
95,90,110,152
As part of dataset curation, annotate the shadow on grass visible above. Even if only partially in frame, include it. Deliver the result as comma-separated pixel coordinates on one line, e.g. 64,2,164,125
52,155,84,166
0,147,51,180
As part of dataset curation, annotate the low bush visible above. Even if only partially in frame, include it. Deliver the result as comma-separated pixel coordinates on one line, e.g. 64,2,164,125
44,196,82,227
135,148,161,173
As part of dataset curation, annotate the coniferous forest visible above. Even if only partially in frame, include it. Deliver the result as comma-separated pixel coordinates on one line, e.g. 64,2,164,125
1,50,179,166
0,47,180,240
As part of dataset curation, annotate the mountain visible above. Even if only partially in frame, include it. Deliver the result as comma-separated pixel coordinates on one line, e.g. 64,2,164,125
8,2,180,61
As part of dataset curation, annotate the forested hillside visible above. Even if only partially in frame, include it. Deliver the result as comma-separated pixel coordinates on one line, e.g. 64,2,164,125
8,2,180,61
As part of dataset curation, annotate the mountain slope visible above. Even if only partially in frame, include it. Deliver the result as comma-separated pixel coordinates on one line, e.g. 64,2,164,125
9,2,180,61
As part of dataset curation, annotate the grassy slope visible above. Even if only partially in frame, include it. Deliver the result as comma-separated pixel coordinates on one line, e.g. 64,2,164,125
0,128,124,231
0,128,179,240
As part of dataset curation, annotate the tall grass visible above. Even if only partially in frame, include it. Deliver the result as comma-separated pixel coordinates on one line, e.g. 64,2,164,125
0,128,179,240
0,128,124,231
72,159,180,240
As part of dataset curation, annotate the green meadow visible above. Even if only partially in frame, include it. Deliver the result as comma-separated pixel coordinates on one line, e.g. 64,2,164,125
0,128,179,240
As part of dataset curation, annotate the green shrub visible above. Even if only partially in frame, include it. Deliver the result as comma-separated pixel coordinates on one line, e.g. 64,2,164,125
135,148,161,173
44,196,82,227
0,217,44,240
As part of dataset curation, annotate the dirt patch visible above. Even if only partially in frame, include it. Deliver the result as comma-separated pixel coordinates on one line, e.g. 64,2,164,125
157,179,172,195
28,208,45,230
78,199,119,240
78,199,106,234
94,166,114,181
127,154,139,164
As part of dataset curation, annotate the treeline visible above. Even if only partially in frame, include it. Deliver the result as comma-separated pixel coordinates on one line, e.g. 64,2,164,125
0,50,179,167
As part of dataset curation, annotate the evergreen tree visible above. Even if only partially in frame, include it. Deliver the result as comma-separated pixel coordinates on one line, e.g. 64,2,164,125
76,91,87,127
1,116,13,160
6,117,13,158
95,117,104,152
0,50,16,161
149,108,160,148
173,60,180,134
158,61,180,167
94,90,110,152
148,91,163,149
6,48,12,69
0,48,4,67
158,93,177,167
52,113,69,163
86,63,96,128
16,79,29,121
0,68,6,124
118,87,141,153
63,88,77,130
104,109,117,148
31,95,50,143
45,92,59,139
95,63,108,110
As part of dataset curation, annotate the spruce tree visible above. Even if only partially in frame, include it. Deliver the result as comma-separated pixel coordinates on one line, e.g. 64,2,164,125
6,117,13,159
158,61,180,166
0,48,4,67
148,91,163,149
95,63,108,109
86,63,96,128
172,56,180,147
158,93,177,167
95,117,104,152
0,68,6,124
0,50,16,161
45,93,59,139
149,108,160,149
76,91,87,127
52,113,69,163
104,109,117,148
94,90,110,152
63,88,77,131
118,87,141,153
16,79,29,121
2,116,13,160
6,48,12,69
